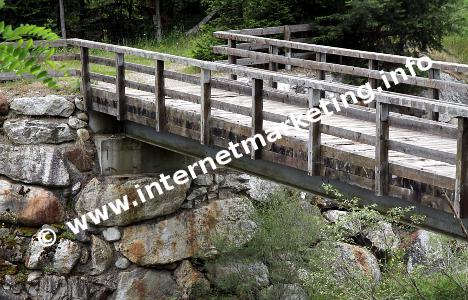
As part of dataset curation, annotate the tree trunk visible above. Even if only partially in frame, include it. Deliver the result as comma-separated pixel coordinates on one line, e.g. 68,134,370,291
153,0,162,42
59,0,66,39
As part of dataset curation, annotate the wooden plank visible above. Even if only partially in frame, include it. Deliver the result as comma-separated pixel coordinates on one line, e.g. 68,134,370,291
252,78,264,159
284,26,292,71
308,89,321,176
200,69,211,144
115,53,125,121
368,59,378,109
80,47,91,110
228,24,314,36
428,68,441,121
228,39,237,80
155,60,165,131
454,117,468,218
316,53,326,98
268,45,278,88
376,101,390,196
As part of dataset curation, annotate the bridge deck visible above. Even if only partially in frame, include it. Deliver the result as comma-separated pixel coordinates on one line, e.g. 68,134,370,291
93,74,457,209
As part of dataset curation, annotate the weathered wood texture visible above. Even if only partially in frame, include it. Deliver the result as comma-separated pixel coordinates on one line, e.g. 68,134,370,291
455,117,468,218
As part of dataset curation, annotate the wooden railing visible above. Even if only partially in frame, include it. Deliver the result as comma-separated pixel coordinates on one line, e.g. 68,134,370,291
213,25,468,118
1,38,468,219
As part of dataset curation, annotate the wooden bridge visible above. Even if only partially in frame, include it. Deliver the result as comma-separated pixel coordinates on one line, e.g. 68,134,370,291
3,25,468,238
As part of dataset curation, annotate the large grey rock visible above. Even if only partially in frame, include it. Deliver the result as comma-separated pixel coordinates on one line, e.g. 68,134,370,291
3,118,75,144
259,284,308,300
118,198,257,265
115,268,181,300
75,176,190,226
0,178,65,225
314,241,381,283
206,258,269,292
245,175,280,202
25,234,50,269
0,143,70,186
90,235,113,275
52,239,81,274
10,95,75,117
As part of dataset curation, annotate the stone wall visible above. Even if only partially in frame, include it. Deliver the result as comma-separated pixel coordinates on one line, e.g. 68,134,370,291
0,94,460,300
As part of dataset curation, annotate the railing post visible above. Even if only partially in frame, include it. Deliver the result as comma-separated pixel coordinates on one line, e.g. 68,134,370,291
284,25,292,71
316,52,326,98
375,100,389,196
368,59,378,109
155,59,165,131
79,47,91,110
115,53,125,121
428,68,441,121
308,88,321,176
228,39,237,80
455,116,468,218
200,68,211,145
251,78,263,160
268,45,278,88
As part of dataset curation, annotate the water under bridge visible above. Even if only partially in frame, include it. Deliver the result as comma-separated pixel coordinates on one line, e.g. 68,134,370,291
4,24,468,239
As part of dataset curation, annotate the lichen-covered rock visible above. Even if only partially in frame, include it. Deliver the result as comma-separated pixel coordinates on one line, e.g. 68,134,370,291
259,284,308,300
90,235,113,275
25,234,51,270
193,174,213,186
76,176,190,226
37,275,89,300
118,198,257,265
52,239,81,274
0,143,70,186
174,260,210,299
206,258,269,293
313,241,381,283
115,256,130,269
404,229,450,273
245,175,280,202
10,95,74,117
68,116,87,129
3,118,75,144
115,268,181,300
74,97,86,111
0,178,65,225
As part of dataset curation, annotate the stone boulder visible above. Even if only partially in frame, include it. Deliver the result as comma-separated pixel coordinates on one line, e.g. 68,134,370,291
174,260,210,299
206,258,269,293
0,143,70,186
0,178,65,225
52,239,81,274
245,175,280,203
68,116,87,129
3,118,75,144
118,198,257,265
75,176,190,226
10,95,75,117
90,235,113,275
115,268,181,300
64,141,95,172
37,276,89,300
405,229,446,273
259,284,308,300
313,241,381,283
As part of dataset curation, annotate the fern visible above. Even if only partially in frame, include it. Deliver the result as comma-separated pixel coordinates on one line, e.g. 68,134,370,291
0,1,60,87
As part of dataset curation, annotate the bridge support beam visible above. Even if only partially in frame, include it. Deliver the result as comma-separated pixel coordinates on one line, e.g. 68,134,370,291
455,116,468,218
200,69,211,145
308,88,321,176
376,101,389,196
251,78,263,160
